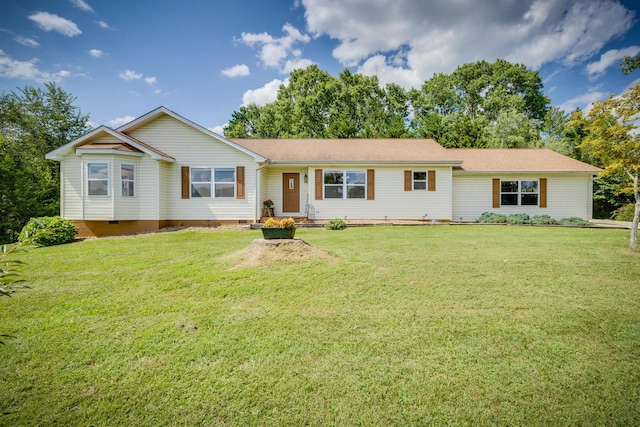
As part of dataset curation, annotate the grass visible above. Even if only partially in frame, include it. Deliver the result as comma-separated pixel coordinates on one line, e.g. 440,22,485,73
1,225,639,425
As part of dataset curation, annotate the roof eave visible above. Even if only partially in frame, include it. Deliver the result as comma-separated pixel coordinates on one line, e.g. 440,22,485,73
267,160,463,166
453,170,602,175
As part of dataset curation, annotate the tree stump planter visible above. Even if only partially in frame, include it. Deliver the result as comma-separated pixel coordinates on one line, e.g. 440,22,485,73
261,227,296,239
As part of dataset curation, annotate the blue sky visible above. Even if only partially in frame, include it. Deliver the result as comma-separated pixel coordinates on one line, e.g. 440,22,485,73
1,0,639,134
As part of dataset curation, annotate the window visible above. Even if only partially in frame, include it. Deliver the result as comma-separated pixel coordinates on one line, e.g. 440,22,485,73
121,164,135,197
501,180,538,206
87,162,109,196
191,168,211,197
190,167,235,198
324,170,366,199
413,171,427,190
214,168,235,197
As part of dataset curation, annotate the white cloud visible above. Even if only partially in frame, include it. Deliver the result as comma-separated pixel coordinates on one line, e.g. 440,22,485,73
300,0,635,88
119,69,142,81
586,46,640,79
238,23,312,73
221,64,250,78
242,78,288,106
144,76,157,85
70,0,93,12
89,49,103,58
208,124,227,135
0,49,69,82
108,116,136,127
14,36,39,48
97,21,110,29
28,11,81,37
558,90,607,113
282,58,313,74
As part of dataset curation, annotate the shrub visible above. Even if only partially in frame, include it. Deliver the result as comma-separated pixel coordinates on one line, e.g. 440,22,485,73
325,218,347,230
531,215,558,225
558,217,591,227
477,212,507,223
506,213,531,225
612,203,635,221
19,216,78,246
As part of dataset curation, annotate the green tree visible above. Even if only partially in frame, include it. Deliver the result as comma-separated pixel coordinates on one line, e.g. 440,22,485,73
225,66,414,139
573,82,640,249
621,53,640,74
410,60,549,147
0,83,89,243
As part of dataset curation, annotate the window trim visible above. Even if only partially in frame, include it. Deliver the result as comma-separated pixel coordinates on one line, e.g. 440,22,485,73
323,169,367,200
87,162,110,197
413,171,427,190
189,166,236,198
120,163,136,197
213,167,236,198
500,179,539,206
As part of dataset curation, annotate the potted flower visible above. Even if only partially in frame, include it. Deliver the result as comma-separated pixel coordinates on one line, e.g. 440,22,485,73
261,217,296,239
263,199,274,208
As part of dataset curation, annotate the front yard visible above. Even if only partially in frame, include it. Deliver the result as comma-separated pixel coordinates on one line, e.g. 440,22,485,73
1,225,639,425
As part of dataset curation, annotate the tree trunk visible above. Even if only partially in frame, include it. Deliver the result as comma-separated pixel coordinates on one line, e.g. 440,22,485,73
631,175,639,251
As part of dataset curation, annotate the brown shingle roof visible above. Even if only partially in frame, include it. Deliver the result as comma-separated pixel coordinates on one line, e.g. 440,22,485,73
449,148,602,173
231,138,461,164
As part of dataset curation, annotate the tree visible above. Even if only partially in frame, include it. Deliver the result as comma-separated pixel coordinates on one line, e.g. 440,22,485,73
0,83,89,243
574,82,640,249
621,53,640,75
410,60,549,147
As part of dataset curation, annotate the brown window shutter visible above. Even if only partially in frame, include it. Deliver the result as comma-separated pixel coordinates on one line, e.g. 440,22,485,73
236,166,245,199
367,169,375,200
315,169,323,200
404,170,412,191
181,166,190,199
428,170,436,191
492,178,500,208
539,178,547,208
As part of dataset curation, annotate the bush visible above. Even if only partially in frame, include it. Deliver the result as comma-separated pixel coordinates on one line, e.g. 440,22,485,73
530,215,558,225
477,212,507,223
612,203,635,221
19,216,78,246
506,213,531,225
558,217,591,227
325,218,347,230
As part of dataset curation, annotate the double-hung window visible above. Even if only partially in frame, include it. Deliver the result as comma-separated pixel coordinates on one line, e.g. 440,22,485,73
121,164,135,197
501,180,539,206
324,170,366,199
214,168,235,197
190,167,235,198
87,162,109,196
413,171,427,190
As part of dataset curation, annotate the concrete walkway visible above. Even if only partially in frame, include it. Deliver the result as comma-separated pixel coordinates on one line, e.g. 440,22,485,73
591,219,634,229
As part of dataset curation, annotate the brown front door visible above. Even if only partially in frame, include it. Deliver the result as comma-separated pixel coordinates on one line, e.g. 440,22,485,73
282,173,300,213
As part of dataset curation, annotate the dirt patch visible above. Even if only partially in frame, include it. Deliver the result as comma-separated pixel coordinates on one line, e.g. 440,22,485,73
227,238,332,268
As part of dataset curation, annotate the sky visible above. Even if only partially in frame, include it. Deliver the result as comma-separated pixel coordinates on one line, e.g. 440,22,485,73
1,0,639,135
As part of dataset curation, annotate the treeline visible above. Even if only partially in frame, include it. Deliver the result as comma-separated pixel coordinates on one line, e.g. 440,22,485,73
0,83,89,243
225,60,573,152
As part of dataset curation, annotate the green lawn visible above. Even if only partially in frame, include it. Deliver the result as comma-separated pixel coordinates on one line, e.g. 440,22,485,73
1,225,639,426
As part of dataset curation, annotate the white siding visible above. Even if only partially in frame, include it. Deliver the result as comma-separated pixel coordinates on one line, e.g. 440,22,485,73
113,157,140,220
300,166,453,220
61,154,83,219
127,115,257,220
262,168,309,217
82,155,114,220
452,174,595,221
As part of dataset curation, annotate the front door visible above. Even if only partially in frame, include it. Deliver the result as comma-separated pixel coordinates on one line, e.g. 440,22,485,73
282,173,300,213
